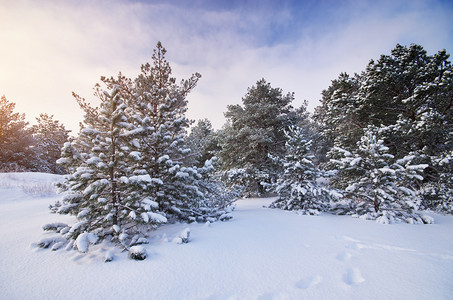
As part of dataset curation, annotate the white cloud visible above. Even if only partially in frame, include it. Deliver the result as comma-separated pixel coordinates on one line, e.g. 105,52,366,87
0,0,451,132
0,0,153,132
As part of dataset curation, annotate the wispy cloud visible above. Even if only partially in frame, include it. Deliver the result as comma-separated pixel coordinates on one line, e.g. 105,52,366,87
0,0,452,132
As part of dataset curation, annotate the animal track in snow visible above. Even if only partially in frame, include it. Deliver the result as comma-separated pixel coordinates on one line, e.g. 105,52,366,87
343,268,365,285
296,275,323,289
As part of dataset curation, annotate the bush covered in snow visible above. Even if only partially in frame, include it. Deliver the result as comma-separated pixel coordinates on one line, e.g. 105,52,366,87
172,228,190,244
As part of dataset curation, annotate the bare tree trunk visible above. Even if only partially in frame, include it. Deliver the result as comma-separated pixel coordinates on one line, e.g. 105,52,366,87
374,193,380,213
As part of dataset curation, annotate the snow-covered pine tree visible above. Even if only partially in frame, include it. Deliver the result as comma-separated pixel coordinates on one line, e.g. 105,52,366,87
358,44,453,157
0,95,34,171
121,42,227,222
314,44,453,215
329,126,432,224
190,157,239,222
269,126,331,215
42,43,235,255
186,119,219,167
49,83,167,253
313,72,362,151
422,150,453,213
219,79,302,196
31,113,70,174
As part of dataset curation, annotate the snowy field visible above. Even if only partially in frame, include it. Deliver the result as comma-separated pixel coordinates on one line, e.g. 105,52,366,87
1,173,452,300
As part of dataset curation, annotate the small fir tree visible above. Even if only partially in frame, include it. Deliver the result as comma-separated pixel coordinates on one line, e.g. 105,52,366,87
329,126,432,223
190,157,239,222
269,126,331,215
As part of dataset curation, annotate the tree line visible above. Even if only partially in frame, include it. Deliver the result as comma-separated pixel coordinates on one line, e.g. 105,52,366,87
0,97,70,174
2,42,452,255
216,44,452,220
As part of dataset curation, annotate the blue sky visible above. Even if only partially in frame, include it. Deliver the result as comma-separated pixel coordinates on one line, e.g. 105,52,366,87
1,0,452,132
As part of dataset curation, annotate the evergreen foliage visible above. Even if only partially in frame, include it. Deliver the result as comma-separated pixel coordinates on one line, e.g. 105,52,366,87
313,73,362,151
329,126,432,223
186,119,219,167
122,42,211,222
219,79,302,196
421,150,453,213
269,126,332,215
194,157,240,221
315,44,453,215
359,44,453,158
315,44,453,158
0,95,33,171
31,113,70,174
54,83,167,252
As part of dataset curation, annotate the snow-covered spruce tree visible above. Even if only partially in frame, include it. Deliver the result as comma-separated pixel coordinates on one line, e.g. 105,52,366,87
47,83,167,253
268,126,333,215
328,126,432,224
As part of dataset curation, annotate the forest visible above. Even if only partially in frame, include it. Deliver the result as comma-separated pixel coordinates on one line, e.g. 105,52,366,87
1,42,452,255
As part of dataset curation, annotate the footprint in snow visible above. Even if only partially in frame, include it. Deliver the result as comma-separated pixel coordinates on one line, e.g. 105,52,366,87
346,242,366,251
336,251,352,261
336,235,360,242
203,293,239,300
296,275,323,289
343,268,365,285
257,292,289,300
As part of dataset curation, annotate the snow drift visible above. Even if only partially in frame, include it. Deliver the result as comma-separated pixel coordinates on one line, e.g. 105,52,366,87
0,172,452,299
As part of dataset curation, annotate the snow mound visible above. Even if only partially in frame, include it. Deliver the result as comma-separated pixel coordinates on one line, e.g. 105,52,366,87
75,232,98,253
173,227,190,244
129,245,147,260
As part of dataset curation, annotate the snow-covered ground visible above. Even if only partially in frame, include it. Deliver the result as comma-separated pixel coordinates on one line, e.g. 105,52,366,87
1,173,452,299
